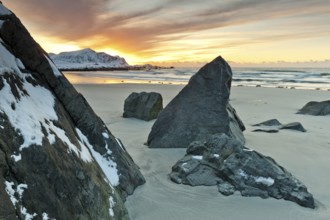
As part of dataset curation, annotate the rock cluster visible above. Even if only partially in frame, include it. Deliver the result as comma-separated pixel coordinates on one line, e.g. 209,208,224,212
149,56,315,208
297,100,330,116
147,56,245,148
123,92,163,121
170,133,315,208
0,3,144,219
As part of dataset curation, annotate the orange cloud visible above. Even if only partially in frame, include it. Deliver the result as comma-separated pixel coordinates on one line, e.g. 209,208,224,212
2,0,330,64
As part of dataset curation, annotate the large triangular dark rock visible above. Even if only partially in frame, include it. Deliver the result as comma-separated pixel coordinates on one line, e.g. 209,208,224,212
147,56,245,148
170,133,315,208
0,3,144,219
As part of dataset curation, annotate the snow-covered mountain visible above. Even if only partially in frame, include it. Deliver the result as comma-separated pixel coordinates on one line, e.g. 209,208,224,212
49,48,129,70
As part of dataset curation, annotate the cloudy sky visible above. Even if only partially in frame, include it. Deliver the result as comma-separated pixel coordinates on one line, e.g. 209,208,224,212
2,0,330,65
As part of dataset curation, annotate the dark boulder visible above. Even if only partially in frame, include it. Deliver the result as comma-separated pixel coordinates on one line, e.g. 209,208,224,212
123,92,163,121
147,56,245,148
170,133,315,208
0,3,144,219
297,100,330,116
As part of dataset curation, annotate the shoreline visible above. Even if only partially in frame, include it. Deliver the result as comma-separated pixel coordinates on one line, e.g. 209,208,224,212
59,66,175,72
73,84,330,220
71,79,330,91
63,72,330,91
62,66,330,91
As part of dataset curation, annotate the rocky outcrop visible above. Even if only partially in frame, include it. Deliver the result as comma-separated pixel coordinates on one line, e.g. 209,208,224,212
141,50,313,209
297,100,330,116
147,56,245,148
123,92,163,121
0,3,144,219
253,119,306,133
170,133,315,208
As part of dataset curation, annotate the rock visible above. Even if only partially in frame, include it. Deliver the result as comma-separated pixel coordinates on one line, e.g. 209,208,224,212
217,182,235,196
280,122,306,132
123,92,163,121
0,3,144,219
297,100,330,116
241,187,269,199
186,141,209,155
227,103,246,144
252,119,306,133
147,56,245,148
253,119,282,127
252,119,281,132
253,128,279,133
170,133,315,208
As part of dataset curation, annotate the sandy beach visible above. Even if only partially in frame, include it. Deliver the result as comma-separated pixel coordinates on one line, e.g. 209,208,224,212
74,84,330,220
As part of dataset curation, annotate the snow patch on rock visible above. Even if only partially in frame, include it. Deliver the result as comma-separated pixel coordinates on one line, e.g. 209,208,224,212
42,213,50,220
4,181,37,219
109,196,115,217
76,128,119,186
44,55,62,77
192,155,203,160
0,41,24,76
238,169,274,186
5,181,18,205
0,4,12,16
0,40,93,163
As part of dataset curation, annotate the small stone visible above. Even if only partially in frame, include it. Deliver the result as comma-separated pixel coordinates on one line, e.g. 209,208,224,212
253,119,282,127
186,141,208,155
252,128,279,133
169,173,182,184
76,171,85,180
217,182,235,196
241,187,269,199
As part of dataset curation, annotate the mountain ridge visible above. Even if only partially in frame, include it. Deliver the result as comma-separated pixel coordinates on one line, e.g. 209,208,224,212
49,48,175,71
49,48,129,70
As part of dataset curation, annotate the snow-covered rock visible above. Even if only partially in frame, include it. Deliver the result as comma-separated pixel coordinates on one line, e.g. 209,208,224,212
0,2,144,219
49,48,129,70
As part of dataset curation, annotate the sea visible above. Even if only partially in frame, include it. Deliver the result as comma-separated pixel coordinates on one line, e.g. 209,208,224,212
64,67,330,90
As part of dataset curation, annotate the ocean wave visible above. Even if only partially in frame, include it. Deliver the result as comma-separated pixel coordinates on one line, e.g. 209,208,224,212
259,69,307,73
64,67,330,90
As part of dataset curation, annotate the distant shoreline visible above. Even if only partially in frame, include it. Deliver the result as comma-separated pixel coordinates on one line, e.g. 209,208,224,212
59,66,175,72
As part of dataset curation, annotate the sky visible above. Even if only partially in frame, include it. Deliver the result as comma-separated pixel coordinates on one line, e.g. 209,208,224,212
2,0,330,66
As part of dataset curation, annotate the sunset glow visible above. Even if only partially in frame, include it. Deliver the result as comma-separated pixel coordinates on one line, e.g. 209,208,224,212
2,0,330,66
